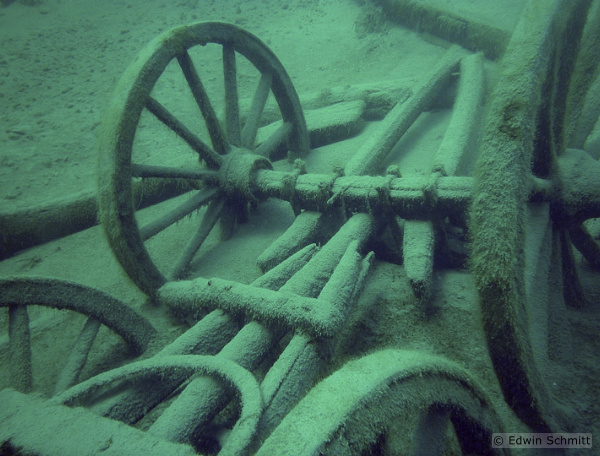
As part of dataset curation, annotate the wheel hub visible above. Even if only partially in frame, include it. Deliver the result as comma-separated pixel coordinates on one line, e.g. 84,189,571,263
217,149,273,203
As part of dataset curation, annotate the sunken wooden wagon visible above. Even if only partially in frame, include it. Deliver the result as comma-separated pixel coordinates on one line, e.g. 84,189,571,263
2,0,600,454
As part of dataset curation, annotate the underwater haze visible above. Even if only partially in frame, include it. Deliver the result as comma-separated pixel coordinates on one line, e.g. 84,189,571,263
1,0,599,455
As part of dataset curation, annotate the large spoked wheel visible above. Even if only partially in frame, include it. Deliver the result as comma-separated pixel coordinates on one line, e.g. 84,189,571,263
0,277,155,396
98,22,310,296
471,0,599,433
257,350,509,456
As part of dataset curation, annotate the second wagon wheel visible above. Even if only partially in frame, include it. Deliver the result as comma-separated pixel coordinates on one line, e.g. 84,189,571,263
98,22,310,296
471,0,599,433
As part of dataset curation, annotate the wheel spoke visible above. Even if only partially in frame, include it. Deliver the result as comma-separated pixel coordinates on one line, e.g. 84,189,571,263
8,305,32,393
218,197,248,240
139,187,219,241
570,223,600,269
409,407,452,455
53,317,101,396
145,97,222,168
242,72,272,149
177,50,230,155
560,229,587,308
255,121,292,158
131,163,218,183
171,197,225,280
223,44,241,146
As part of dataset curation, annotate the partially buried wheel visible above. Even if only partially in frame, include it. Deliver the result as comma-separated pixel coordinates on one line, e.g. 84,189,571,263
98,22,310,296
257,350,509,456
0,277,155,396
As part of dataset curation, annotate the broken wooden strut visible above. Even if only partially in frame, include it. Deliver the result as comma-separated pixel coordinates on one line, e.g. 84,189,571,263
2,2,600,454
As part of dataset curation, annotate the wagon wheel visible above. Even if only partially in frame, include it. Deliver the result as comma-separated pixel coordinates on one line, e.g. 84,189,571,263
0,277,156,396
51,355,261,456
471,0,600,433
98,22,310,296
257,350,509,456
1,355,261,456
